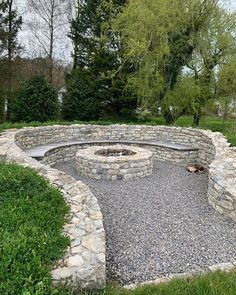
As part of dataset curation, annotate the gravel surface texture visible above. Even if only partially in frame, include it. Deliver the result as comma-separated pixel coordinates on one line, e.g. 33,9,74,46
54,161,236,285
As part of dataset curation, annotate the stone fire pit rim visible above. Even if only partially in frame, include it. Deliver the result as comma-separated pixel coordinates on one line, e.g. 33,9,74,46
77,144,153,163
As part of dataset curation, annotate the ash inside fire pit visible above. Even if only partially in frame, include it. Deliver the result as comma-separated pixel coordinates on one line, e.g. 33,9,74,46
95,148,136,157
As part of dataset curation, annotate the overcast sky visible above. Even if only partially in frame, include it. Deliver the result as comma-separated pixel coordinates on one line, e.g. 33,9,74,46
226,0,236,10
17,0,236,65
17,0,73,64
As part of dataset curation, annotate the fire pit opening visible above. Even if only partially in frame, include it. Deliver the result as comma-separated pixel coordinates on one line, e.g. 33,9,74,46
95,148,136,157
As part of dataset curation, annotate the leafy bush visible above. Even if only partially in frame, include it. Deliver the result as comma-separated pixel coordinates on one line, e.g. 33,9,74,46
13,75,59,122
62,67,137,122
0,163,70,295
62,69,102,121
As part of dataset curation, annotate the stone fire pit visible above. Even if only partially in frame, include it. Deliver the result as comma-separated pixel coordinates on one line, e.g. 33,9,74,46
76,145,153,181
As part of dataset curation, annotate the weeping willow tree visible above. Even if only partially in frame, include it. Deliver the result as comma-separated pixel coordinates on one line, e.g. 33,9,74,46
114,0,223,124
187,7,236,126
217,57,236,120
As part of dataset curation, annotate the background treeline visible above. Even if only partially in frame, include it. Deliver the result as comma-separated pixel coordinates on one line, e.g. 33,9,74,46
0,0,235,126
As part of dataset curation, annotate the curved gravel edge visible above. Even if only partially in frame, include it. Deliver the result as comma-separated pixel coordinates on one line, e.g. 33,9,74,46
123,262,236,289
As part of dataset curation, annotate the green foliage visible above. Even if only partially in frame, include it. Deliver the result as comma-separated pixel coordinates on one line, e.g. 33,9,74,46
0,0,23,122
0,0,22,57
52,271,236,294
114,0,172,104
62,68,102,121
63,67,136,121
0,163,70,295
161,76,201,124
67,0,136,121
218,58,236,97
114,0,235,125
186,7,236,125
69,0,126,69
91,271,236,295
13,75,59,123
217,58,236,118
68,0,97,68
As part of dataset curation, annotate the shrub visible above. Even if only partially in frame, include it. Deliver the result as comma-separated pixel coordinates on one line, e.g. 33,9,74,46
13,75,59,122
62,68,137,122
0,163,70,294
62,69,102,121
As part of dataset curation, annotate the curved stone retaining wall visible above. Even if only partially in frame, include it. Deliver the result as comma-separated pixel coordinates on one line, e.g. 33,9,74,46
15,125,215,165
41,141,199,167
0,125,236,289
207,134,236,222
0,130,106,289
14,125,236,223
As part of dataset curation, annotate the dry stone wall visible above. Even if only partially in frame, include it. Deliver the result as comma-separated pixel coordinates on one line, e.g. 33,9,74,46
41,142,199,167
15,124,215,165
0,124,236,289
207,132,236,222
0,129,106,289
14,124,236,223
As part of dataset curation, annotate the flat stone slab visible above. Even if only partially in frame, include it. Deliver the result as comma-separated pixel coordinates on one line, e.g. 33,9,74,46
24,140,199,159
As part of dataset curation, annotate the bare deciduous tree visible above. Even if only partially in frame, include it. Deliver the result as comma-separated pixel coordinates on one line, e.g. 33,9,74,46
27,0,72,83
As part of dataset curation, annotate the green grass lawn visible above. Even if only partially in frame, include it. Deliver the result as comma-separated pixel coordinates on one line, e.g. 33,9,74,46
0,163,70,295
64,270,236,295
175,116,236,146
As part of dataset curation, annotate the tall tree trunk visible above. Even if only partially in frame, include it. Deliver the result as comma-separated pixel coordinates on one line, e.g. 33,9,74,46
193,106,201,127
162,108,175,125
49,0,54,83
6,0,13,120
49,27,53,83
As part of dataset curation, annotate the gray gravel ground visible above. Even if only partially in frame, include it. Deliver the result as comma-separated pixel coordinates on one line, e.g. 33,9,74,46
54,161,236,285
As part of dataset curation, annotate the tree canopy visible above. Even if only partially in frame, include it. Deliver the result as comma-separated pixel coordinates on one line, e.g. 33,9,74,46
114,0,236,124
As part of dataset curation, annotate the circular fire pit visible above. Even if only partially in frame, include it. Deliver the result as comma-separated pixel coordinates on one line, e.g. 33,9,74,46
76,145,153,181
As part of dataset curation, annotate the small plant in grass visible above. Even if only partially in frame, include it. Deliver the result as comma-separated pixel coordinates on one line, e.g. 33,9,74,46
0,163,70,295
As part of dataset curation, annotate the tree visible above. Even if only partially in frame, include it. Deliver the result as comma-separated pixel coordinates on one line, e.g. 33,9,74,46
27,0,71,83
161,76,201,123
69,0,126,69
0,0,22,120
114,0,223,124
0,2,8,55
13,75,59,122
217,58,236,119
187,7,236,126
0,85,5,123
67,0,136,120
62,68,102,121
